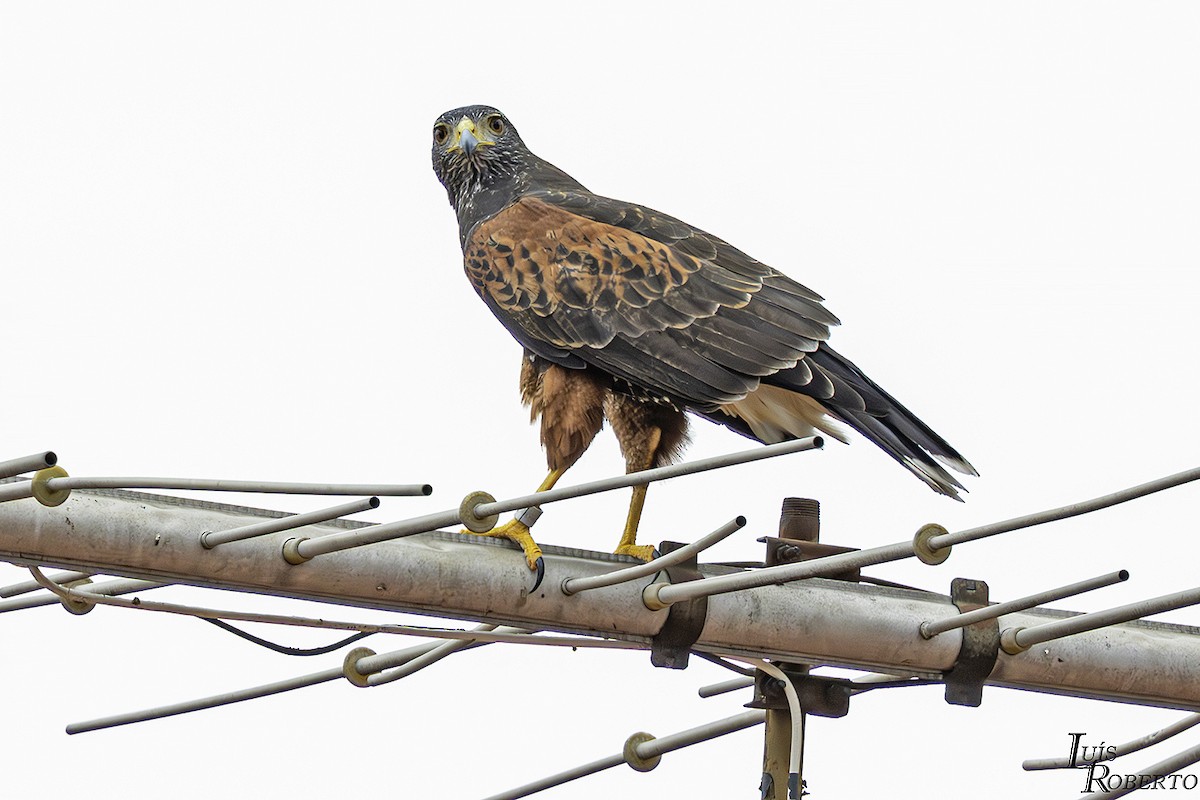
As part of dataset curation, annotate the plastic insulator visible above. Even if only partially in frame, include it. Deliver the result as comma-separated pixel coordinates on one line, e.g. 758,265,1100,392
459,490,499,533
31,466,71,507
60,592,94,616
1000,627,1030,655
342,646,377,687
281,537,311,565
641,582,671,611
623,731,661,772
912,523,951,565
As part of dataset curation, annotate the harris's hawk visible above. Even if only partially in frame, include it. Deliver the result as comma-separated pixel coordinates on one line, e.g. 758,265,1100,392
432,104,976,578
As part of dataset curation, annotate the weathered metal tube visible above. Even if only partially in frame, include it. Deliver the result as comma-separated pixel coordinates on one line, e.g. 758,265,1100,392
201,497,380,548
0,569,92,597
561,517,745,596
480,711,766,800
47,476,431,496
929,466,1200,550
1002,586,1200,653
0,452,56,480
921,570,1129,638
472,438,822,520
1024,713,1200,770
1,488,1198,712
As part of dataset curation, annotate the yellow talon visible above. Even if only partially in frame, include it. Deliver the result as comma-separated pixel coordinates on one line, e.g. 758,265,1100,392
613,543,657,562
460,518,543,572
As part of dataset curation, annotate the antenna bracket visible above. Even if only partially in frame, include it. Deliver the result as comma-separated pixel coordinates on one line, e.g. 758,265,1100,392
649,540,708,670
942,577,999,707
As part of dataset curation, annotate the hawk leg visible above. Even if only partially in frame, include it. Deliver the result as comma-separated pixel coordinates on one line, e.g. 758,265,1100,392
605,394,690,562
461,469,564,584
464,359,606,585
615,482,654,561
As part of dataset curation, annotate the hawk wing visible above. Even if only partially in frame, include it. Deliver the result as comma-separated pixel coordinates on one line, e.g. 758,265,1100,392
465,190,839,403
464,189,976,495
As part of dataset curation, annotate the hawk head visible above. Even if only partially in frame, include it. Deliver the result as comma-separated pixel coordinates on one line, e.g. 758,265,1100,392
431,105,528,209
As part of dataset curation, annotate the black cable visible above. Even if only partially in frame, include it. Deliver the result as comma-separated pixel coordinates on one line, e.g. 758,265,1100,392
693,651,757,677
202,617,374,656
849,677,940,693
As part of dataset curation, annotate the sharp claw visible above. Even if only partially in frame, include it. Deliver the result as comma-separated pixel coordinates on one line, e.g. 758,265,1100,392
530,557,545,592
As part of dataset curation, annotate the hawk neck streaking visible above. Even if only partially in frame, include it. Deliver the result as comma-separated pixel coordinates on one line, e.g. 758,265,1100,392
431,104,977,577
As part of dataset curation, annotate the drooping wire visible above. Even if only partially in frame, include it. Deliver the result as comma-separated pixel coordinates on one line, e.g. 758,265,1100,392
202,617,374,656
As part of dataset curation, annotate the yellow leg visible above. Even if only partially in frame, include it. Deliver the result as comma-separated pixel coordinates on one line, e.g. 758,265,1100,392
535,469,565,493
460,469,564,571
613,483,657,562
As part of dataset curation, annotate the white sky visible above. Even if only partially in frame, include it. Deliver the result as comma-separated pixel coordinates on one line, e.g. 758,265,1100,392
2,2,1199,797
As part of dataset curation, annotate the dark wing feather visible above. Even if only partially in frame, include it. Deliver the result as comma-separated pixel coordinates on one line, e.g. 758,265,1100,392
464,191,835,406
475,289,587,368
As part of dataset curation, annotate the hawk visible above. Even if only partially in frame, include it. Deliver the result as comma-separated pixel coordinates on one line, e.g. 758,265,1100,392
432,104,976,580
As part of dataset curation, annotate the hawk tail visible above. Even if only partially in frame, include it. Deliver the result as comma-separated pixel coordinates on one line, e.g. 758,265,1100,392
704,344,977,499
832,405,973,500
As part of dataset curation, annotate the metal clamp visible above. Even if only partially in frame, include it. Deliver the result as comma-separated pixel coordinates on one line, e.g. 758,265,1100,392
649,540,708,669
942,577,999,707
760,536,861,582
749,666,851,719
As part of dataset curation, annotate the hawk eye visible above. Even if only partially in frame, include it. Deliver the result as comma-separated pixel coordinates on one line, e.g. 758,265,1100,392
486,115,505,135
433,123,450,145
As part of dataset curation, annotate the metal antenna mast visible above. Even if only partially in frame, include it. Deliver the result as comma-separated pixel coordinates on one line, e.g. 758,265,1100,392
2,448,1200,798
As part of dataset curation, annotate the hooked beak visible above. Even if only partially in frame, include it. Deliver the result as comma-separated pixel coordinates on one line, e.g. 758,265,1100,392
460,126,479,156
452,117,492,156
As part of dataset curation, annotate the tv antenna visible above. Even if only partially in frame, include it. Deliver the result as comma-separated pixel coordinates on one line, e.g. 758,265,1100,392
2,446,1199,798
